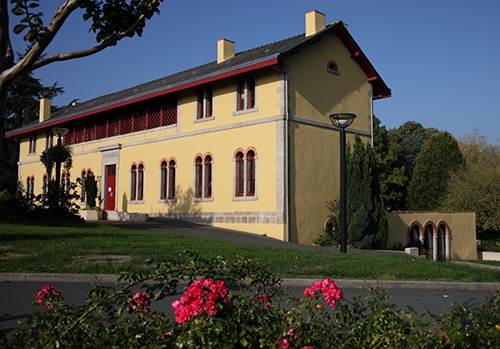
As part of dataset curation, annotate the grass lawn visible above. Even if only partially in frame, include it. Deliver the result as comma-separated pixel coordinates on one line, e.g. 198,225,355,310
1,221,499,283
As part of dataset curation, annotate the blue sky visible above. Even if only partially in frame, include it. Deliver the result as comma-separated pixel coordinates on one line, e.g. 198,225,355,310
10,0,500,143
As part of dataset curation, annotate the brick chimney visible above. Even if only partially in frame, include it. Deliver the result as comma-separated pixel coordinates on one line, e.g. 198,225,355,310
305,10,326,37
39,98,51,123
217,38,235,63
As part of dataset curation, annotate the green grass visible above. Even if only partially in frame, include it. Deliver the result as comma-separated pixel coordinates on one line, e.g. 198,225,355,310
1,221,500,282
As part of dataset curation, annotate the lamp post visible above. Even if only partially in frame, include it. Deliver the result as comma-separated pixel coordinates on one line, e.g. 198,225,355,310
51,127,69,205
329,113,356,254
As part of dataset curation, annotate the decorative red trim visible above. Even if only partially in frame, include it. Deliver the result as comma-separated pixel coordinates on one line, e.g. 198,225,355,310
6,58,279,138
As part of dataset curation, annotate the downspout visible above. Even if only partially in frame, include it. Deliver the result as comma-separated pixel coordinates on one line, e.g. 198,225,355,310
284,70,290,242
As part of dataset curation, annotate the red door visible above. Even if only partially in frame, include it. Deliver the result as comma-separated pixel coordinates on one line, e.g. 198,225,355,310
105,165,116,211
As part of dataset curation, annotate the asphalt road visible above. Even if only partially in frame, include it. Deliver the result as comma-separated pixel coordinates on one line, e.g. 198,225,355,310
0,278,496,330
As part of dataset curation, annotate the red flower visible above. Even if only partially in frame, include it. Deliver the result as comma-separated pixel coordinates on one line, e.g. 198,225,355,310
36,284,62,309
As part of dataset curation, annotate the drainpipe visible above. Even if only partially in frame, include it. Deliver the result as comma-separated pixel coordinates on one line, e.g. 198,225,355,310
284,71,290,242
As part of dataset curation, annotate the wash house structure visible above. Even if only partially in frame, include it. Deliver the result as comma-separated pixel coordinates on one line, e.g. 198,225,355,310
7,11,391,245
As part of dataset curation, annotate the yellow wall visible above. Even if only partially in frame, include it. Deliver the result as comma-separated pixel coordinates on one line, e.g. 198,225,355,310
286,33,373,245
386,211,477,261
15,32,378,246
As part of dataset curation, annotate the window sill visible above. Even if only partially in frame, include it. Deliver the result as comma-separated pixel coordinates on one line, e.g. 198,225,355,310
232,195,258,202
158,199,177,204
233,107,258,117
194,116,215,123
193,197,214,203
129,200,145,205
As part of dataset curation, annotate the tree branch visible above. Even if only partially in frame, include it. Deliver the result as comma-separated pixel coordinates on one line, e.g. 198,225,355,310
31,12,148,71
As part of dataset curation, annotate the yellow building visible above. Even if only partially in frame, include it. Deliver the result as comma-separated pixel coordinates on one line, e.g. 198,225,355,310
7,11,390,245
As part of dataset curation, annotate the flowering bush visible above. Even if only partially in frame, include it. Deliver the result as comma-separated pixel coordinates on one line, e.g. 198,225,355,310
1,252,499,348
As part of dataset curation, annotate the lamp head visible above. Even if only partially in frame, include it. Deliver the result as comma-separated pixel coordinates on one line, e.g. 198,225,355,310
51,127,69,138
329,113,356,129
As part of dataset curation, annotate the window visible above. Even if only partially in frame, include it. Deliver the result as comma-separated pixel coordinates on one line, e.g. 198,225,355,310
160,159,176,201
61,172,71,194
130,163,145,202
42,175,48,199
45,130,54,150
194,154,213,200
29,133,37,154
236,76,256,112
234,148,257,199
81,170,87,203
196,86,213,120
26,176,35,199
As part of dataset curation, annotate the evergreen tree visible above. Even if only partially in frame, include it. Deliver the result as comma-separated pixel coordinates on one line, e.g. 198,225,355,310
373,116,407,210
407,131,465,210
346,135,380,249
0,62,63,194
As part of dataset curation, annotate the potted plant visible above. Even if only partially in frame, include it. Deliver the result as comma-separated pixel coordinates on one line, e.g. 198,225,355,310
80,172,102,221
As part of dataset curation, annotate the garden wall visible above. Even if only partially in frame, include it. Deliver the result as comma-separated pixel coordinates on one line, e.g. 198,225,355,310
386,211,477,261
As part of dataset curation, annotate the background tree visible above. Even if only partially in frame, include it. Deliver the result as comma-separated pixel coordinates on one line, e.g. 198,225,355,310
441,131,500,232
0,56,63,193
346,134,380,249
407,131,465,210
0,0,164,148
373,116,407,210
387,121,438,209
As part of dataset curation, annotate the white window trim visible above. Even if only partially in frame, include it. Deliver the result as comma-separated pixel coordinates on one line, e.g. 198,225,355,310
158,161,177,203
233,77,258,116
193,157,214,202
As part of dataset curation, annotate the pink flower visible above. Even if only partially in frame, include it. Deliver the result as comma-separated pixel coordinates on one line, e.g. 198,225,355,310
172,278,229,324
303,346,314,349
302,278,343,308
128,291,151,316
278,337,290,348
36,284,62,309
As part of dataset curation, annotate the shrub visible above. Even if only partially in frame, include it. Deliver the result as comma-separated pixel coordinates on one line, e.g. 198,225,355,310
1,253,499,348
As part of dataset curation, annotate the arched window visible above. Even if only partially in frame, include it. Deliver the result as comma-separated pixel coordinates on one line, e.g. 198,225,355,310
233,148,257,199
247,150,256,196
168,159,176,200
81,170,87,203
194,154,213,200
235,152,244,196
195,156,203,199
131,164,138,201
205,155,212,198
26,176,35,199
42,174,48,200
62,172,71,194
138,164,144,201
160,159,176,201
160,161,168,200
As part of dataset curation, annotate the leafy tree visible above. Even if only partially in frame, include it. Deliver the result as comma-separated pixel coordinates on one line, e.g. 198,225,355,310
441,132,500,232
387,121,439,209
407,131,465,210
345,134,380,249
0,55,63,193
373,116,407,210
0,0,164,147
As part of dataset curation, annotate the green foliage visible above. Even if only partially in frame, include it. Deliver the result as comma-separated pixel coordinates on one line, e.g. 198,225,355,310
386,121,438,209
1,254,500,348
84,172,98,208
442,132,500,232
373,198,389,249
346,135,380,249
373,116,408,210
408,132,465,210
39,144,72,180
0,180,81,221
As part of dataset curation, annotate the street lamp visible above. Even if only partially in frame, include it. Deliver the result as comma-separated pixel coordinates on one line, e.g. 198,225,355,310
329,113,356,253
51,127,69,205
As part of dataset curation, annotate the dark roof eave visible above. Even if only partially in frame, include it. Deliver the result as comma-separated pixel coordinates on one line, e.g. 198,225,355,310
5,56,281,138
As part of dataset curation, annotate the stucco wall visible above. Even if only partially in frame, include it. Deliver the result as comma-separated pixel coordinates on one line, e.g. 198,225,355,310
386,211,477,261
